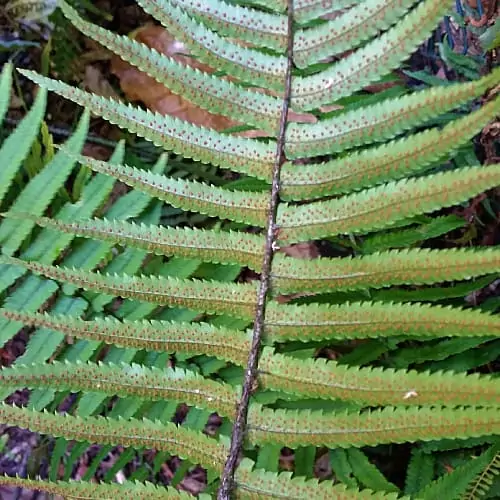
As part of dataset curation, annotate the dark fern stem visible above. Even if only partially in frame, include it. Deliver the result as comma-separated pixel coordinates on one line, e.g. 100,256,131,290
216,1,295,497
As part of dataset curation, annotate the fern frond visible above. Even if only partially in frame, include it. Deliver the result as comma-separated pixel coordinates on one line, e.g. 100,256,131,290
291,0,452,110
346,448,400,493
58,0,282,134
170,0,288,51
18,70,275,181
281,96,500,200
0,476,203,499
0,403,228,472
464,446,500,500
247,405,500,448
64,153,269,226
404,448,434,495
0,111,90,256
0,62,13,125
1,214,265,271
265,301,500,341
418,444,500,500
136,0,287,90
0,86,47,205
286,69,500,158
293,0,421,68
0,255,258,319
0,361,239,417
277,164,500,244
0,309,251,366
272,247,500,294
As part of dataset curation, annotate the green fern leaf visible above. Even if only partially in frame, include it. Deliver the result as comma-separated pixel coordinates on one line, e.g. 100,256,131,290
0,255,258,319
272,247,500,294
286,69,500,158
0,86,47,205
258,349,500,407
265,301,500,341
0,62,13,125
1,214,265,271
291,0,452,110
58,0,283,134
281,96,500,200
293,0,421,68
136,0,287,90
58,152,269,226
0,361,239,418
346,448,400,493
0,309,251,366
404,448,435,495
277,164,500,243
235,458,403,499
18,70,276,181
0,476,203,499
0,403,228,472
0,111,90,256
294,0,361,24
247,405,500,448
418,444,500,500
464,446,500,500
170,0,288,51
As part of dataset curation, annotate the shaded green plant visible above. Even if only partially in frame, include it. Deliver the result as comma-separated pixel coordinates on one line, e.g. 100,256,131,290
0,0,499,498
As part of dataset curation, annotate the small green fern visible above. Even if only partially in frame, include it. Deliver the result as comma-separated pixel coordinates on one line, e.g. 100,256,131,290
0,0,499,498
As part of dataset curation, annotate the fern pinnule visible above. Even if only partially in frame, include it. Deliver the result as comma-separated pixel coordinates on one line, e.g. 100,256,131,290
272,247,500,294
0,361,239,418
62,153,270,226
18,70,276,180
0,255,258,319
247,405,500,448
277,164,500,243
0,87,47,205
258,349,500,407
170,0,289,51
293,0,362,23
265,301,500,341
0,476,205,499
0,467,402,499
0,309,252,365
1,213,265,270
0,403,228,472
0,63,13,124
